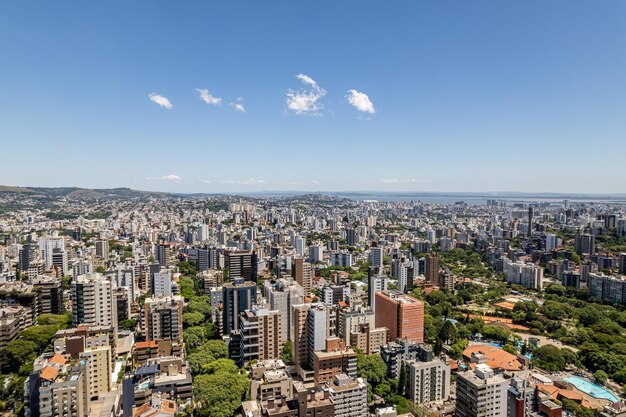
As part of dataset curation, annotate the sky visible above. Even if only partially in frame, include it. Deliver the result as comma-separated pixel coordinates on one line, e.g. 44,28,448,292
1,1,626,194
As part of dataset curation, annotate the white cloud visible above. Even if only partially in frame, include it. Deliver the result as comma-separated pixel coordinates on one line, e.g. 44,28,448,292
147,174,182,182
196,88,222,105
148,93,173,109
202,178,265,185
286,73,327,115
296,73,318,88
229,102,246,113
347,89,375,114
381,178,419,184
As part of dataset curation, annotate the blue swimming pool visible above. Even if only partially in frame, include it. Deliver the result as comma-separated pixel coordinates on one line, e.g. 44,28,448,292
565,376,619,403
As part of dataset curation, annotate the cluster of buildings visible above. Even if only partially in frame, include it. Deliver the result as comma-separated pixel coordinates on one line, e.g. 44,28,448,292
0,192,624,416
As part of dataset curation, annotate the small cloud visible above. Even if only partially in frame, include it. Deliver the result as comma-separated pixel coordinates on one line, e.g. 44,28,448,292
230,102,246,113
380,178,430,184
347,89,375,114
286,73,327,115
147,174,182,182
148,93,173,109
196,89,222,105
202,178,265,185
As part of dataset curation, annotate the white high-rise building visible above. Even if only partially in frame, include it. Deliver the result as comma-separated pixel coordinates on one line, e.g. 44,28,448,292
407,357,451,405
309,245,324,263
456,364,508,417
324,374,368,417
545,233,559,252
295,237,305,257
39,236,65,269
265,277,304,342
152,270,172,297
72,273,117,332
370,247,384,270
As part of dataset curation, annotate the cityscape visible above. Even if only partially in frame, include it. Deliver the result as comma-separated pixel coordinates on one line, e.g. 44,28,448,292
2,2,626,417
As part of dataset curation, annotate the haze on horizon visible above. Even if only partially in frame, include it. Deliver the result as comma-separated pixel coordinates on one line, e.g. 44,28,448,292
1,1,626,194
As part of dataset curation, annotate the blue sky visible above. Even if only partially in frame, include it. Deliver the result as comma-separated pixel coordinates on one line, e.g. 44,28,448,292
1,1,626,193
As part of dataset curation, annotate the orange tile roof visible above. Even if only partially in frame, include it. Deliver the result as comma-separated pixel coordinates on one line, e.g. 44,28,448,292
135,341,158,349
463,345,523,371
48,354,67,365
40,366,59,382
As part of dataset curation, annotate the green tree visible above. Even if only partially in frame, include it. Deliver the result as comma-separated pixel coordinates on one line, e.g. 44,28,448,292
119,319,136,331
282,340,292,363
1,339,38,374
532,345,566,371
187,341,229,374
192,361,248,417
593,370,608,385
356,353,387,387
183,312,205,328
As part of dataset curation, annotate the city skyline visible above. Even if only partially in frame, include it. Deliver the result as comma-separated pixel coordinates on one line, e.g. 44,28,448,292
2,1,626,193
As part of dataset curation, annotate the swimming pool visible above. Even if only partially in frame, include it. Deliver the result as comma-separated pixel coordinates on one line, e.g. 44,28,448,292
565,376,619,403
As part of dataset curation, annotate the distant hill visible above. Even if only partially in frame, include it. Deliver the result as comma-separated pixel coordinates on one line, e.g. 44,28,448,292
0,186,168,200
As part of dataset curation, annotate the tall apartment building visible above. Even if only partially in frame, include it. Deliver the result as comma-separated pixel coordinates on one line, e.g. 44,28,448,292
292,258,312,296
349,323,388,355
309,245,324,263
369,246,384,270
19,244,37,272
39,236,65,269
619,253,626,275
338,307,375,343
223,278,257,335
239,307,283,365
503,260,544,290
80,346,112,399
375,290,424,343
406,355,451,405
331,252,354,267
456,364,508,417
71,273,117,333
227,250,258,281
574,234,595,256
588,273,626,305
292,303,330,379
264,277,304,342
95,239,109,260
313,337,357,385
323,374,368,417
152,270,172,297
506,377,536,417
32,276,65,315
144,296,184,342
25,353,91,417
425,253,439,286
368,271,388,312
380,339,429,379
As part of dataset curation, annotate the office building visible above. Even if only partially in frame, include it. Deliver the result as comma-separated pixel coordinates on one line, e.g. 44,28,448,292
375,290,424,343
369,246,384,270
